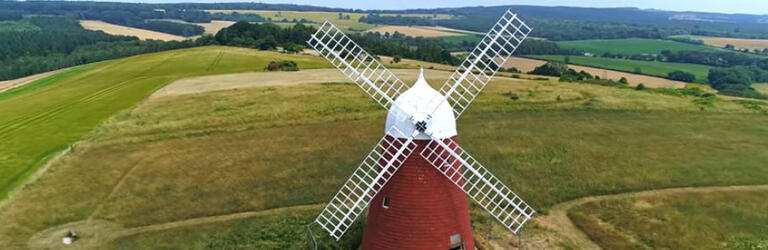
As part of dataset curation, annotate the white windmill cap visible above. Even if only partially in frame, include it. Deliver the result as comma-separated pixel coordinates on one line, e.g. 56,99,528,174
385,68,457,140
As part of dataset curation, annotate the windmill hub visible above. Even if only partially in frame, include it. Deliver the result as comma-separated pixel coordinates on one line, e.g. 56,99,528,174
385,68,457,140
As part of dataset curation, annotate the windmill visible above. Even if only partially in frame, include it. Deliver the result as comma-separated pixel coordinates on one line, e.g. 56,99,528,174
307,10,534,249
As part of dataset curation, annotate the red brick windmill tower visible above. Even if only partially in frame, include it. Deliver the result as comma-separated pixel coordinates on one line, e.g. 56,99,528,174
307,10,534,249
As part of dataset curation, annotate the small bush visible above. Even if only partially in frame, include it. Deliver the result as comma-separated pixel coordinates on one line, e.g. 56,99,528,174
502,92,520,101
265,60,299,71
635,84,646,91
529,61,569,77
619,77,628,84
667,70,696,82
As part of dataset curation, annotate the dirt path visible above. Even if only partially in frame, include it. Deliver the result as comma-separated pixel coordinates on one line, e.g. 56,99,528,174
0,68,68,94
28,204,323,249
534,184,768,250
151,68,458,97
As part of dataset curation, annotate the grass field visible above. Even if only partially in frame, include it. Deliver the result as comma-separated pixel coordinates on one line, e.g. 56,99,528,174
0,46,328,200
569,190,768,249
556,39,721,55
80,20,186,41
206,10,452,31
530,55,712,83
1,49,767,249
754,83,768,95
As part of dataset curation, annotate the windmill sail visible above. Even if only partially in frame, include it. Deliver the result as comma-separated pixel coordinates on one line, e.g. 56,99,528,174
421,136,535,234
315,127,417,240
308,21,409,111
438,10,532,119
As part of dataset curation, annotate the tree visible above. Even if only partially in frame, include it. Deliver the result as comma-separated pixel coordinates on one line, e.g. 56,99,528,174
393,55,402,63
529,62,569,77
619,77,628,84
667,70,696,82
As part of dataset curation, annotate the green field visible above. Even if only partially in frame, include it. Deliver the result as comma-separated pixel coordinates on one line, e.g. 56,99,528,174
755,83,768,94
530,55,712,83
439,33,483,44
1,48,768,249
556,39,721,55
569,190,768,249
0,46,328,200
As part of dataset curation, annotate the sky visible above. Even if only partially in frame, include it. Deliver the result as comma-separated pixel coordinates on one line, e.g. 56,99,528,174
116,0,768,15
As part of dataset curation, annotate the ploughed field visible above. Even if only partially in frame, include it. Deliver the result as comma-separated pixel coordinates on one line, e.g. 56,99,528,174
1,46,768,249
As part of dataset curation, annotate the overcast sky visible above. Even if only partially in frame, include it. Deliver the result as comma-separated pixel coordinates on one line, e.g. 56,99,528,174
115,0,768,15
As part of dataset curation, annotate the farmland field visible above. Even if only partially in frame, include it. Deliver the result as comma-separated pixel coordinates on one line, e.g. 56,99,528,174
569,189,768,249
206,10,452,31
366,25,465,37
79,20,186,41
504,57,687,88
556,39,721,55
0,46,328,200
754,83,768,94
530,55,712,83
1,47,767,249
673,35,768,51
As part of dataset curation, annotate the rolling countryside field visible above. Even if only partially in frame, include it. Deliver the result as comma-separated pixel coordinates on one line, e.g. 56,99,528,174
79,20,187,41
530,55,712,83
755,83,768,94
569,189,768,249
556,39,722,55
0,46,328,200
206,10,451,31
672,35,768,51
1,47,768,249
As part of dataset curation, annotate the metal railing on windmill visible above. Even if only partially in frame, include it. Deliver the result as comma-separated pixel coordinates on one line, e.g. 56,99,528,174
304,9,534,250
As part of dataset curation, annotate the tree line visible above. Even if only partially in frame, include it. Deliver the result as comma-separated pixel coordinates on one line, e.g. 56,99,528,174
0,15,212,81
214,22,461,66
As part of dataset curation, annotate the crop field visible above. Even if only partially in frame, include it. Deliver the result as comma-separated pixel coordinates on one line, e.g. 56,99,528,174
206,10,452,31
197,20,235,34
366,25,465,37
79,20,186,41
1,46,768,249
556,39,721,55
0,46,328,200
569,189,768,249
504,57,687,88
673,35,768,51
530,55,712,83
